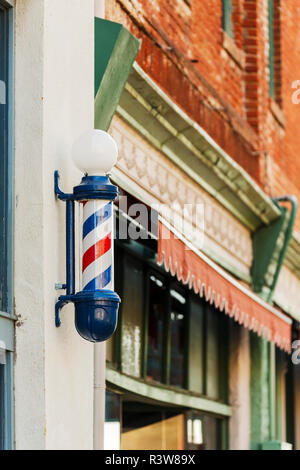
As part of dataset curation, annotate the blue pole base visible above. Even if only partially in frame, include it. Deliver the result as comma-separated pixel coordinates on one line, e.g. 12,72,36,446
73,290,120,342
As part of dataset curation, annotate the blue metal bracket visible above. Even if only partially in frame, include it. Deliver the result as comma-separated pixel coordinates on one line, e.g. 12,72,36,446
54,171,76,327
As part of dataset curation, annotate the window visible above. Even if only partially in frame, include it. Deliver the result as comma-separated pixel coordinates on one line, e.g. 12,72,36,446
120,254,144,377
268,0,282,104
114,236,229,403
0,2,13,314
169,289,187,388
104,392,228,450
0,1,14,450
146,274,166,383
186,412,225,450
222,0,232,37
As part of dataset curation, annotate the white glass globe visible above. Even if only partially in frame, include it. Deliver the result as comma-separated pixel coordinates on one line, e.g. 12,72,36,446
72,130,118,175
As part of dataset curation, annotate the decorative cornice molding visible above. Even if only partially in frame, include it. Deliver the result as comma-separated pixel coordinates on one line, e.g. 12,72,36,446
111,115,252,276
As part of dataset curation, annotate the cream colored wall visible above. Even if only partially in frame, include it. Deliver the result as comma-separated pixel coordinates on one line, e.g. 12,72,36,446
274,266,300,322
14,0,94,450
229,324,251,450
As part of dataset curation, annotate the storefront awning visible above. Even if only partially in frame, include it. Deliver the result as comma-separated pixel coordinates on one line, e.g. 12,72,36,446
157,220,292,352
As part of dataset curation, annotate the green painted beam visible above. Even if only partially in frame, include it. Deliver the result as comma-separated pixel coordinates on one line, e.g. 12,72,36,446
251,206,288,296
250,334,271,449
106,365,232,417
94,18,141,131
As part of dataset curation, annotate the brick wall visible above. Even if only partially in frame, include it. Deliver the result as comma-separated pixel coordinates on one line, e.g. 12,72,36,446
106,0,300,233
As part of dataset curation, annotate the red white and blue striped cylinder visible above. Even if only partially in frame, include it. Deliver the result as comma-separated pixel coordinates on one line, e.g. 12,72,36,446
82,199,113,292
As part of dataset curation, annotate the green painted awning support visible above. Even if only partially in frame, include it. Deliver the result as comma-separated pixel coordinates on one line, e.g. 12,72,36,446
94,18,141,131
251,196,298,302
250,334,272,450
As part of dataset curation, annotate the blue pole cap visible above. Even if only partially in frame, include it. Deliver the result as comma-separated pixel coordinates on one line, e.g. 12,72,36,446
73,175,118,202
73,290,120,342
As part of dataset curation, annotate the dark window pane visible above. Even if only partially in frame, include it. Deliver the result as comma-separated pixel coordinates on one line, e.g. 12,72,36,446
188,295,204,394
147,275,166,382
106,390,121,422
0,8,8,312
121,255,143,377
170,289,186,388
206,305,220,400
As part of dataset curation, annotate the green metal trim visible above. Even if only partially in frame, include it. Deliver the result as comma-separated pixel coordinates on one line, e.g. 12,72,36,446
251,196,298,303
269,343,276,441
94,18,141,131
106,365,232,417
267,197,298,302
222,0,233,38
251,206,288,297
117,62,281,231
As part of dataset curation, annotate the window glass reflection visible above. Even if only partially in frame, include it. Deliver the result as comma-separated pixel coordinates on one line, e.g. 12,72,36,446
170,290,186,387
147,275,166,382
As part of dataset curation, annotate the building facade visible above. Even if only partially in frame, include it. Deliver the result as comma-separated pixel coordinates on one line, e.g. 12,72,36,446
0,0,299,450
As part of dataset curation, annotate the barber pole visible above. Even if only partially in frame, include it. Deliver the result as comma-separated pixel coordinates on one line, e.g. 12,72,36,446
82,200,113,292
54,129,120,342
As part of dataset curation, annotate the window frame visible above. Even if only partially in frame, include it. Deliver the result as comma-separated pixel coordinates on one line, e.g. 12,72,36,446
0,0,14,317
114,236,229,403
0,0,15,451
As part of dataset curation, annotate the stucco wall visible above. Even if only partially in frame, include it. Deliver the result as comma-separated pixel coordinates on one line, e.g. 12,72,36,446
14,0,94,450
